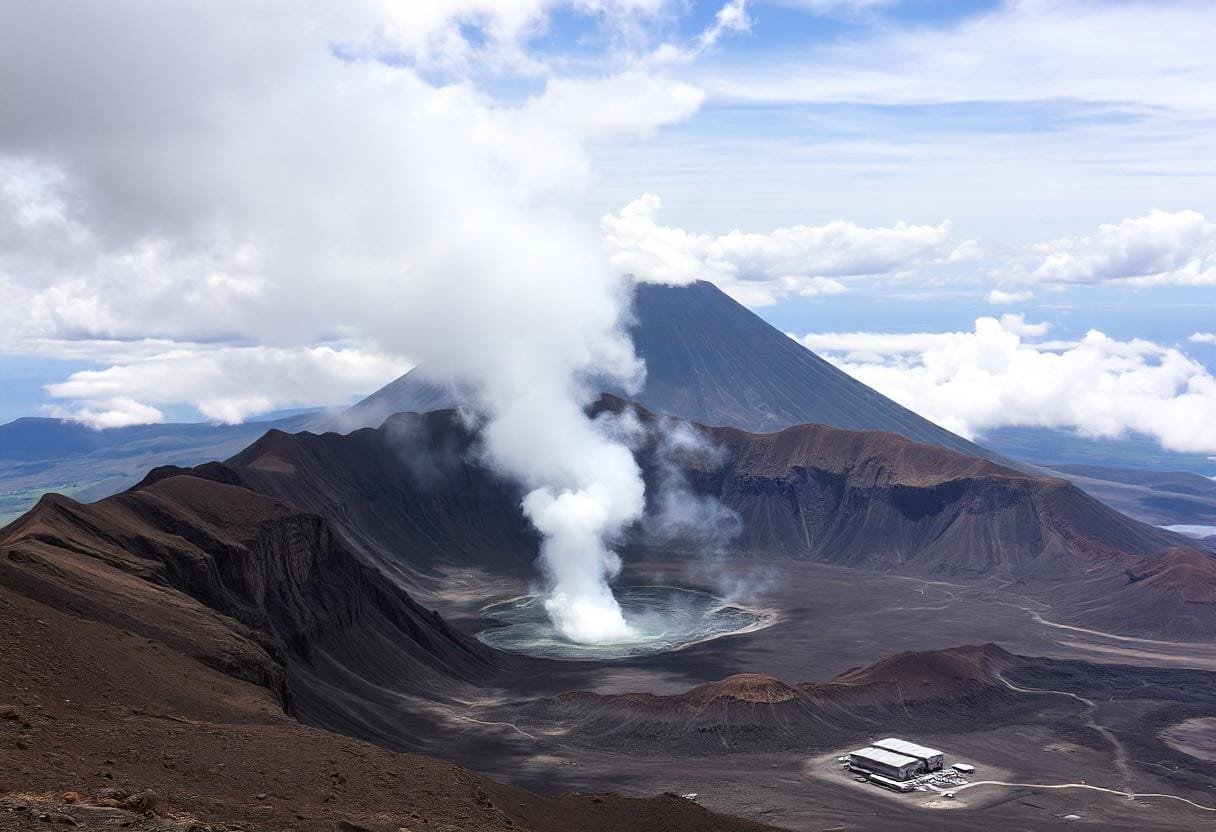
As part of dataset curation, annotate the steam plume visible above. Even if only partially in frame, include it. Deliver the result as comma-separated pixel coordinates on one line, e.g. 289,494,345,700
0,2,707,644
379,207,649,644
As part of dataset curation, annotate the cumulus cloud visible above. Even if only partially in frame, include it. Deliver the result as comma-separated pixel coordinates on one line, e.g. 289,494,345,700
1191,332,1216,345
44,346,408,425
46,398,167,431
1007,209,1216,287
602,193,973,306
0,2,703,382
796,316,1216,454
987,288,1034,305
0,1,716,644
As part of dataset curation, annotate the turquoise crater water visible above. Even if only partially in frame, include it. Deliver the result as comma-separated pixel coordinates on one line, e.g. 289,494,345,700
475,585,775,661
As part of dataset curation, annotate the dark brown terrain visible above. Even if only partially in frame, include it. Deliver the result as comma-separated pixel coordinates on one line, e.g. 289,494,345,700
492,645,1031,754
0,469,777,832
3,397,1216,830
225,398,1213,640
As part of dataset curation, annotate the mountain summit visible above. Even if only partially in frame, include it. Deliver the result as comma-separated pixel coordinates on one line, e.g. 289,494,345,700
343,281,996,461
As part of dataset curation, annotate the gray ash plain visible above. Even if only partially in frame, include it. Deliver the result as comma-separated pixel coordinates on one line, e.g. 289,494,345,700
412,557,1216,832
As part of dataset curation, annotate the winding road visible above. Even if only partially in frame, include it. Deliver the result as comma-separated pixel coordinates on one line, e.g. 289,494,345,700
954,780,1216,814
996,672,1133,788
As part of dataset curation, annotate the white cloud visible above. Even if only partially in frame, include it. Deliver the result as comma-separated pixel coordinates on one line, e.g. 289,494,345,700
0,1,706,405
996,314,1050,338
1191,332,1216,345
987,288,1034,305
649,0,753,65
46,398,167,431
796,316,1216,454
705,2,1216,119
1008,209,1216,287
520,72,705,142
659,1,1216,244
44,346,409,425
696,0,752,51
601,193,972,306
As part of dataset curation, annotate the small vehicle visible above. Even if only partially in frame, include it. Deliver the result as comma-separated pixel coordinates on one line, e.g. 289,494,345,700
943,792,956,799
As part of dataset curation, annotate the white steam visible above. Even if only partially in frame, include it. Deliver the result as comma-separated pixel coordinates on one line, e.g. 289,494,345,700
0,2,712,644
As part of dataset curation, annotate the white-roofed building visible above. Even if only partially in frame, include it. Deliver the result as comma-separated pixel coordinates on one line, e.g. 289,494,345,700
848,746,925,781
872,737,944,771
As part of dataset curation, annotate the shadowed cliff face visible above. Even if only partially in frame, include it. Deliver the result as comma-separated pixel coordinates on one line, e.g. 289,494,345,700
0,468,497,731
226,413,540,585
665,409,1183,576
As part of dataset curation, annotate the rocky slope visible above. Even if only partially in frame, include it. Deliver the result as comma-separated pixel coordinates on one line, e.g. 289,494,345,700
0,466,497,746
665,405,1186,577
226,413,539,583
0,572,777,832
0,468,777,831
222,399,1212,636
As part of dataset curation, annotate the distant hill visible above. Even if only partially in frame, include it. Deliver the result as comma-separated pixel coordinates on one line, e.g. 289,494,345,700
982,426,1216,476
0,412,320,525
1049,465,1216,527
494,644,1026,755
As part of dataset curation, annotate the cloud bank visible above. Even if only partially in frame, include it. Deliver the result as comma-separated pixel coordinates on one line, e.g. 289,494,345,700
602,193,974,306
798,316,1216,454
44,346,407,427
1007,209,1216,287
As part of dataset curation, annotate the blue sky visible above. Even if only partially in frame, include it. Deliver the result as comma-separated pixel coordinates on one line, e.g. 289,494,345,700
1,0,1214,458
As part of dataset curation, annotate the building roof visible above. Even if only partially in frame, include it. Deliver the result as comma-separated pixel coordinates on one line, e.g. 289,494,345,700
850,746,921,769
873,737,943,759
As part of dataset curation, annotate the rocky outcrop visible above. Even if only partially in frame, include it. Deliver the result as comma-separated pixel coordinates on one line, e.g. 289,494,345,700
0,470,496,718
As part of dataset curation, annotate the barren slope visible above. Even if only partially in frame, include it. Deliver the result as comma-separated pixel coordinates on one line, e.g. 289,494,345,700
0,470,778,831
0,578,777,832
223,400,1213,638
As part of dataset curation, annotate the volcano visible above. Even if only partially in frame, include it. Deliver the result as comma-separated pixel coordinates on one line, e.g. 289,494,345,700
341,281,997,460
342,280,1216,527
